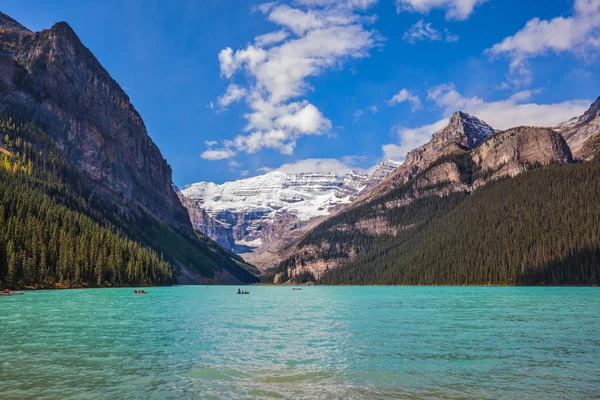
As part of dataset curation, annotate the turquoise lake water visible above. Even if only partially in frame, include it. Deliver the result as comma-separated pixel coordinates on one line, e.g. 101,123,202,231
1,286,599,399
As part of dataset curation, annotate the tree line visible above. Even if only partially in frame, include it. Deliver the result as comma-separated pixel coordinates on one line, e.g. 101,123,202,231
0,118,172,288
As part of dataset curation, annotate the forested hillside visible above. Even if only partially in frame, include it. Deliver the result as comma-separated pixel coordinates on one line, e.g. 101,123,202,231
265,162,600,285
0,13,258,288
0,118,257,289
320,162,600,285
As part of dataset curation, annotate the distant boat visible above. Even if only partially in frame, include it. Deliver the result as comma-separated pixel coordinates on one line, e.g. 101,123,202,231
292,288,302,290
0,292,24,296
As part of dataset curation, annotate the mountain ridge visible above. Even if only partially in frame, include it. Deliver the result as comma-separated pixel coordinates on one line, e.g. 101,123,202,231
261,102,596,284
0,13,257,286
181,159,401,269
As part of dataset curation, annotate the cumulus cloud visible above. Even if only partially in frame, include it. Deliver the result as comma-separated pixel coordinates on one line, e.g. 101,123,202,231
403,20,459,43
200,148,236,160
382,119,448,160
387,88,422,111
205,140,218,147
240,170,250,177
382,82,591,160
254,30,290,47
261,157,362,176
396,0,487,20
202,1,381,159
487,0,600,85
217,84,247,108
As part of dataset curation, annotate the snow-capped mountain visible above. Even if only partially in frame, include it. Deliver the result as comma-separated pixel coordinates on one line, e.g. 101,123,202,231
180,160,401,264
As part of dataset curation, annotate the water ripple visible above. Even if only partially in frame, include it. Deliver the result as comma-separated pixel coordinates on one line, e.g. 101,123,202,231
1,286,599,399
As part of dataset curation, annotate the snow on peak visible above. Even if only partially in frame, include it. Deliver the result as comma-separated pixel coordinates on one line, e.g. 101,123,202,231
181,164,400,222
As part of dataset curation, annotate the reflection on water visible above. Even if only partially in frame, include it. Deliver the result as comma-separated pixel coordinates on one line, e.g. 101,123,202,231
1,286,599,399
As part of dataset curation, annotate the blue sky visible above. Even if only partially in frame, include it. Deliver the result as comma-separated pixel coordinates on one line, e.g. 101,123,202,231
4,0,600,185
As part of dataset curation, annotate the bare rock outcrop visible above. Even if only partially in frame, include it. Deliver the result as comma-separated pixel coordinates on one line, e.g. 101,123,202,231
0,15,192,233
370,111,494,197
473,126,573,177
555,96,600,161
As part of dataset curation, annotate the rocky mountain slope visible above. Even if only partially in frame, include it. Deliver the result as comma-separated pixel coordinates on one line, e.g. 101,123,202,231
263,108,590,284
367,112,494,199
181,160,400,268
555,96,600,161
0,12,257,285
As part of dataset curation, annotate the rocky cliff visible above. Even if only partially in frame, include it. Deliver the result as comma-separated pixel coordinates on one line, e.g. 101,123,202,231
0,12,257,284
370,112,494,198
555,96,600,161
473,126,572,176
268,118,575,284
0,13,190,233
181,160,401,269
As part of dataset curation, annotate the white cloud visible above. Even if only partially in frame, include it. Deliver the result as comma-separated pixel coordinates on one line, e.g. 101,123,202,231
203,1,381,160
382,119,447,160
255,30,290,47
354,104,379,122
404,20,435,42
240,170,250,177
205,140,218,147
217,84,248,108
228,160,242,168
487,0,600,86
387,88,422,111
296,0,379,9
396,0,487,20
200,148,236,160
383,82,591,161
403,20,460,43
262,157,362,176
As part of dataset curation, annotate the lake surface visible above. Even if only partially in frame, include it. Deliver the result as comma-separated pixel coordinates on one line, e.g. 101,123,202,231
1,286,599,399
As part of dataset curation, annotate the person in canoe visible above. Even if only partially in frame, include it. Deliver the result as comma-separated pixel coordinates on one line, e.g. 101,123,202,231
4,288,10,294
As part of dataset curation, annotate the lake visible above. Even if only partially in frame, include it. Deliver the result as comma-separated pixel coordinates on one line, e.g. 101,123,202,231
1,286,599,399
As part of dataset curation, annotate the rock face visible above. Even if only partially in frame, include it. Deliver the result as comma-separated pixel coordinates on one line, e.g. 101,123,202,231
371,112,494,196
178,193,237,250
0,13,258,284
181,160,401,268
273,121,575,284
0,13,191,233
555,97,600,161
473,127,573,177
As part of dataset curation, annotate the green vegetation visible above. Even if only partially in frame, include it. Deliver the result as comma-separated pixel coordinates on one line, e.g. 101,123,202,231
266,158,600,286
0,117,257,289
319,163,600,285
0,119,172,288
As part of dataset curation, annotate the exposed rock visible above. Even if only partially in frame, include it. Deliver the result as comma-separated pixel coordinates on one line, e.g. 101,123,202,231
555,96,600,161
0,13,257,284
473,126,572,177
0,17,192,233
335,169,368,198
415,162,461,188
275,123,576,283
371,112,494,196
180,163,400,269
179,194,237,250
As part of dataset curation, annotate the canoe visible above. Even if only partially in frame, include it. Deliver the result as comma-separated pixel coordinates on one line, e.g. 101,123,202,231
0,292,24,296
133,293,147,295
